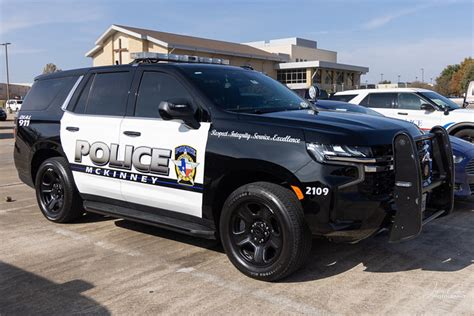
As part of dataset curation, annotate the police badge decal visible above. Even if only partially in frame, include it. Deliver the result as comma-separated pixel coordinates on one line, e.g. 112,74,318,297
172,145,199,185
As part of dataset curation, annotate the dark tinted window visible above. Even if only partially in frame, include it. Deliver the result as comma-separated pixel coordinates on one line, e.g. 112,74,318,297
135,72,191,118
21,76,77,111
397,93,425,110
364,93,396,108
84,72,131,116
73,75,93,113
330,94,357,102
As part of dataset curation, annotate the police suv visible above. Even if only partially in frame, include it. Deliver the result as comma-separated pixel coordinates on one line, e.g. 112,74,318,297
14,53,454,281
333,88,474,143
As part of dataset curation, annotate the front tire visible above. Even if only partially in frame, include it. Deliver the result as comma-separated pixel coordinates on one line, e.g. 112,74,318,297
35,157,83,223
454,128,474,143
220,182,311,281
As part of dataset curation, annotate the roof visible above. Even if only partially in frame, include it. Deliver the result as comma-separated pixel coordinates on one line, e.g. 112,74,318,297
276,60,369,73
336,88,433,94
86,24,286,61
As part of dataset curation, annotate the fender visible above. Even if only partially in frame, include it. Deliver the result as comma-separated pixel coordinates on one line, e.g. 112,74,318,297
446,121,474,134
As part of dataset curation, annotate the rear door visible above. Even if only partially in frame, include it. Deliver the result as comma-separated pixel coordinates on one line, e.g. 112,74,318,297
119,69,210,218
359,92,397,117
61,69,134,200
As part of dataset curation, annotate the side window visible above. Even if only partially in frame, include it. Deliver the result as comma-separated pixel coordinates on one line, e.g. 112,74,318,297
364,93,396,108
77,72,131,116
397,93,426,110
359,94,369,106
21,76,77,111
135,72,192,118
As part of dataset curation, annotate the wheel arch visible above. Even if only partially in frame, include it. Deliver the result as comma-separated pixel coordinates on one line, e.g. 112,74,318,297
30,142,67,185
206,159,301,228
446,122,474,135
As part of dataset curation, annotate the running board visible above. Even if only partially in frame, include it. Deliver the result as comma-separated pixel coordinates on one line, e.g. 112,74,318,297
83,201,216,239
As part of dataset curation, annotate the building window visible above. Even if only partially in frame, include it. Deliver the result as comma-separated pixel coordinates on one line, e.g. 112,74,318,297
324,70,333,85
277,69,307,84
336,71,344,84
314,69,322,84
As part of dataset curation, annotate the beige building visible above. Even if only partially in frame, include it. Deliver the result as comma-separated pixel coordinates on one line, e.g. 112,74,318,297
86,25,368,92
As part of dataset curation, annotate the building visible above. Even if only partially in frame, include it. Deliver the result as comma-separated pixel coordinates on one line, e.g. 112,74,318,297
0,83,32,100
86,25,368,92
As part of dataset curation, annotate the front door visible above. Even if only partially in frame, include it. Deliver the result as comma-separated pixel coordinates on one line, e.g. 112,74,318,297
119,70,210,218
395,92,442,131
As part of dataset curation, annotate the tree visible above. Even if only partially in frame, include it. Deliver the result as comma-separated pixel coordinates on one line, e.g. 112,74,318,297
434,58,473,96
42,63,61,74
435,64,460,96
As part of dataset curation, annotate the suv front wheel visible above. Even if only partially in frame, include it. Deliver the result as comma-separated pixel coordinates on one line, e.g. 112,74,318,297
35,157,83,223
220,182,311,281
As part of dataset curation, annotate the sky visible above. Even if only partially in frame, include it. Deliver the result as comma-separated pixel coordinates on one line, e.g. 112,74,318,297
0,0,473,84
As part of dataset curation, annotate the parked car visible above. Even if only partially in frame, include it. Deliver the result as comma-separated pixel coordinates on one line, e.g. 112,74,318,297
0,108,7,121
14,52,454,281
463,80,474,108
332,88,474,143
5,99,23,113
451,136,474,198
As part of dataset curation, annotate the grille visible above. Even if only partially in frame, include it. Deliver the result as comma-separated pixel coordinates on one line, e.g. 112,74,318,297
467,159,474,175
470,183,474,195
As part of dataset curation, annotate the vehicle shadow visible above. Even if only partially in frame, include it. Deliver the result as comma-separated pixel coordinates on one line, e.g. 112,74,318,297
0,261,110,315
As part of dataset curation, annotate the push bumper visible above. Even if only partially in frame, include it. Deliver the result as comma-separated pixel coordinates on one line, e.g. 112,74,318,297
390,126,454,242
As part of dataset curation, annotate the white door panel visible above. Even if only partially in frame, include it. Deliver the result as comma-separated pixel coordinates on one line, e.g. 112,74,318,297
60,111,124,200
119,118,210,218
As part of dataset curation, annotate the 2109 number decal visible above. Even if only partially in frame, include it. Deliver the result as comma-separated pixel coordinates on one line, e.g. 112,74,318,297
306,187,329,196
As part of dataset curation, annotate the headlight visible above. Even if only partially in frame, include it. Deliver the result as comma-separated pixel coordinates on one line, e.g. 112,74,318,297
307,143,373,163
453,154,465,164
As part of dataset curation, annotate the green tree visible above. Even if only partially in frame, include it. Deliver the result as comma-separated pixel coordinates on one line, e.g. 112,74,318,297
42,63,62,74
459,58,474,94
435,64,460,96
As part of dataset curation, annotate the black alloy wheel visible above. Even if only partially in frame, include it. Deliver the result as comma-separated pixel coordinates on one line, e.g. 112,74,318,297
220,182,311,281
35,157,83,223
230,200,283,266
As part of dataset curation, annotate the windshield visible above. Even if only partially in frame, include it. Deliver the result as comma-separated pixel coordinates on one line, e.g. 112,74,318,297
181,67,311,113
420,91,460,110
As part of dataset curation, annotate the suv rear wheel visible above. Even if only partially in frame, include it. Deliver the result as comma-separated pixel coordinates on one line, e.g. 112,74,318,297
220,182,311,281
35,157,83,223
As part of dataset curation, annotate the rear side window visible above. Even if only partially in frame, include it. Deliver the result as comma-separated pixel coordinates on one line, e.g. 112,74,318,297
135,72,191,118
330,94,357,102
74,72,132,116
21,76,77,111
360,93,396,108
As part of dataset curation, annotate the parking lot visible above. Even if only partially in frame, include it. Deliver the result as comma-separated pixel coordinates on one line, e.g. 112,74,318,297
0,115,473,315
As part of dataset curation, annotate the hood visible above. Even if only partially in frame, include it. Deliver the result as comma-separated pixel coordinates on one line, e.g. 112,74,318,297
259,110,422,146
449,108,474,117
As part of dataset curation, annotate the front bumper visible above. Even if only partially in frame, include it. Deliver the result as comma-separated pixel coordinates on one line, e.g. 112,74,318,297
296,126,454,243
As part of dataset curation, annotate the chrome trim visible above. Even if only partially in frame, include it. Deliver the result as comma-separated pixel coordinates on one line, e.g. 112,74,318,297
61,75,83,111
325,155,392,164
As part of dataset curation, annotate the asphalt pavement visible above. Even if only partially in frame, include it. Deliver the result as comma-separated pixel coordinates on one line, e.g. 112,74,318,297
0,115,473,315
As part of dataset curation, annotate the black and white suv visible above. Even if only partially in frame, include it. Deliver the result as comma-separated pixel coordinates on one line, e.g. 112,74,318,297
14,53,454,281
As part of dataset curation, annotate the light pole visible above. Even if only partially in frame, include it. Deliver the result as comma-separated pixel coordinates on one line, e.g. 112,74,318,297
397,74,401,83
1,43,11,101
380,73,384,82
420,68,424,83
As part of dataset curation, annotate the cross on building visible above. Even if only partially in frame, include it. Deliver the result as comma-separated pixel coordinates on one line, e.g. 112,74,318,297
113,39,128,65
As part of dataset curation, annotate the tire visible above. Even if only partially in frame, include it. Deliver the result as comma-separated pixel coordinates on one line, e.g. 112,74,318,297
35,157,83,223
454,128,474,144
219,182,311,281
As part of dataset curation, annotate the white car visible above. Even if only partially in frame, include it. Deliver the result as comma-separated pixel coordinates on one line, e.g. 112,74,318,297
5,99,23,113
333,88,474,143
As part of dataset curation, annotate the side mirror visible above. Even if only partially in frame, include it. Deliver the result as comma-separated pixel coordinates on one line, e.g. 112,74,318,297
421,103,435,112
158,99,200,129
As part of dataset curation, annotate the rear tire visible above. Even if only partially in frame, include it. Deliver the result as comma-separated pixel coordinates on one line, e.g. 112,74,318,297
454,128,474,143
220,182,311,281
35,157,83,223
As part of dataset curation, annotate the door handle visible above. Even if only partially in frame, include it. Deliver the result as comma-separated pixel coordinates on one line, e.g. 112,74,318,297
397,112,408,115
66,126,80,132
123,131,141,137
